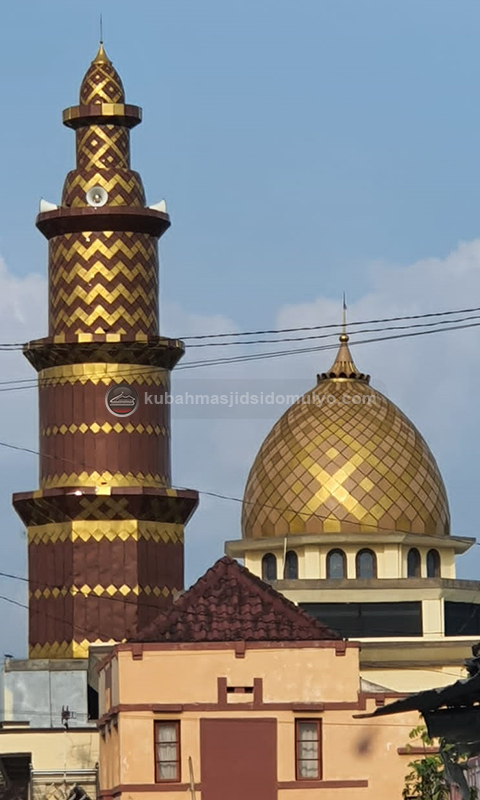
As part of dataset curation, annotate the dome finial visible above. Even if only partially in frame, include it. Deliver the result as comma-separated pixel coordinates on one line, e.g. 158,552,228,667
340,291,349,343
317,294,369,382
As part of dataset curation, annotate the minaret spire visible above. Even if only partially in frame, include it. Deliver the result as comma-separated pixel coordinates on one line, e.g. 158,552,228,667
13,47,199,659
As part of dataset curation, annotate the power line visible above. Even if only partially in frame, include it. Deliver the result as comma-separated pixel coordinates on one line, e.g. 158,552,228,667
0,301,477,354
0,584,472,665
0,434,475,544
179,304,480,340
185,312,480,347
176,318,480,370
0,312,478,394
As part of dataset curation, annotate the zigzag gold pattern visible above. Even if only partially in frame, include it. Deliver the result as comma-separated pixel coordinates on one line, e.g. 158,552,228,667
62,168,145,207
51,258,152,288
39,362,166,387
49,231,157,336
52,282,157,309
28,520,184,545
51,232,154,270
30,639,114,660
41,422,166,437
30,583,173,600
53,305,156,332
40,470,166,489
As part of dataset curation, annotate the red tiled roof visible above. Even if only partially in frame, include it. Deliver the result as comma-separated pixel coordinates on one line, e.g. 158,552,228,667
131,556,340,643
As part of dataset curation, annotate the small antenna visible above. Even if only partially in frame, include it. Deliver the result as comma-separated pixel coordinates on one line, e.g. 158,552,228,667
100,13,104,44
342,292,347,336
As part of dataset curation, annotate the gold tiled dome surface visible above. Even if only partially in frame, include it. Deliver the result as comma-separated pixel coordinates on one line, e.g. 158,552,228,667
242,377,450,539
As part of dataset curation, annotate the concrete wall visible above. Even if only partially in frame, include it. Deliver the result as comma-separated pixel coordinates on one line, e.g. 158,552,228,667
3,660,93,728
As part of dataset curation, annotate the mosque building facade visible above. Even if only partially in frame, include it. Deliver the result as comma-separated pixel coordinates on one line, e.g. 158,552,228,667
226,332,480,691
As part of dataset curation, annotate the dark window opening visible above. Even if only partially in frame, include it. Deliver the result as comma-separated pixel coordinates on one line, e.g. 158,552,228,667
87,685,99,721
445,602,480,636
427,549,441,578
407,548,421,578
301,601,423,638
327,549,346,579
262,553,277,581
356,549,377,579
285,550,298,579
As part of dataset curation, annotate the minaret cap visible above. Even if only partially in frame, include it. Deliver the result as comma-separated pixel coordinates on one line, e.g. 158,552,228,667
79,41,125,105
92,41,111,65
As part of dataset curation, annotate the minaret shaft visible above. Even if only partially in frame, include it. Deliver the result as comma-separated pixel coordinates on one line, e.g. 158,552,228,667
13,44,198,659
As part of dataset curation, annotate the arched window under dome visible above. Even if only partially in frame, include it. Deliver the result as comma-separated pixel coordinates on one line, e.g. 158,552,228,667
407,548,421,578
427,549,441,578
327,549,347,579
285,550,298,579
262,553,277,581
356,549,377,579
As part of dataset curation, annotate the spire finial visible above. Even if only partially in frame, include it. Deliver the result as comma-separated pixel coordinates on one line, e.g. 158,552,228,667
92,40,110,66
340,292,348,343
316,296,370,383
92,15,110,66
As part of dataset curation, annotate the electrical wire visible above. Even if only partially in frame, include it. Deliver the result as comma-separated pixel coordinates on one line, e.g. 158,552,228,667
0,434,476,545
0,311,478,393
184,312,480,347
0,301,476,351
180,304,480,340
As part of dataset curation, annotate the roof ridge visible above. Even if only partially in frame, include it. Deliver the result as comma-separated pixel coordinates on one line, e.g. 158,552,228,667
130,556,340,643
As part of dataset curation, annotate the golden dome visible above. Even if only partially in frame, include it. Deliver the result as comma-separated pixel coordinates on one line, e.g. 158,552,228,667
79,43,125,105
242,336,450,539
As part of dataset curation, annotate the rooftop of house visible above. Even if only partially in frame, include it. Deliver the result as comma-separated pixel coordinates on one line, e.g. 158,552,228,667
131,556,340,644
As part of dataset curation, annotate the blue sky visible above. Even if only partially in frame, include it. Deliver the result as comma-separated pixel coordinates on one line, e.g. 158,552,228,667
0,0,480,654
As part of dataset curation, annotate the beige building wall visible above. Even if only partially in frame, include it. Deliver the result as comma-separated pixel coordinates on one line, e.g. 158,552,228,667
243,539,457,582
98,642,423,799
0,724,99,799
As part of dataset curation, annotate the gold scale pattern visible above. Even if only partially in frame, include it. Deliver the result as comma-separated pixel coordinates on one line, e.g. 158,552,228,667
30,584,173,600
49,232,158,336
40,470,167,490
39,363,166,387
41,422,166,437
28,520,184,545
242,377,450,539
30,640,114,659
